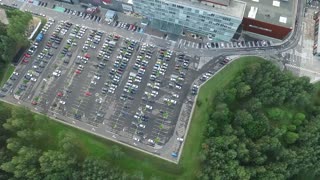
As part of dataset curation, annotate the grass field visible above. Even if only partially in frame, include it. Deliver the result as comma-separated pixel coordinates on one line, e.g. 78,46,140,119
1,56,265,179
0,64,15,86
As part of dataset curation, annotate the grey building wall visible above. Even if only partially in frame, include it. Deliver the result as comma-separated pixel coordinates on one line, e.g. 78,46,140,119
132,0,242,41
78,0,124,12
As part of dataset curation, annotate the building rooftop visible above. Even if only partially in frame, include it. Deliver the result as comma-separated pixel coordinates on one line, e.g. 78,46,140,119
241,0,296,28
167,0,246,19
200,0,231,6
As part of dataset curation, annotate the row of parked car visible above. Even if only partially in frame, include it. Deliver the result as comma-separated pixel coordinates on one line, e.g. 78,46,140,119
129,45,160,142
105,39,137,94
63,8,102,23
16,20,56,99
96,34,119,65
82,29,101,51
37,1,48,7
113,21,144,33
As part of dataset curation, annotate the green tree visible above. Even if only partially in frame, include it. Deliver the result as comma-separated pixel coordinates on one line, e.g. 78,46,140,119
284,132,299,144
39,150,77,177
236,82,252,98
81,157,123,180
1,146,42,179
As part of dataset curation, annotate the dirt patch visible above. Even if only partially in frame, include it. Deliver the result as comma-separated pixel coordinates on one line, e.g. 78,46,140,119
0,9,9,25
26,16,41,37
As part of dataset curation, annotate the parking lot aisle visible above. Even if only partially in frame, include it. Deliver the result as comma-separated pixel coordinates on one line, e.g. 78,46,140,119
10,21,58,101
38,22,82,113
54,33,95,117
30,25,84,102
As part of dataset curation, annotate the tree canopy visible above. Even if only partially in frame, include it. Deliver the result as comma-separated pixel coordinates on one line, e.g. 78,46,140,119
0,9,32,69
198,61,320,180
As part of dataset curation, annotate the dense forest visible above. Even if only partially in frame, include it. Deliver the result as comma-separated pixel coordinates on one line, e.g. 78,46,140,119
198,61,320,179
0,9,32,71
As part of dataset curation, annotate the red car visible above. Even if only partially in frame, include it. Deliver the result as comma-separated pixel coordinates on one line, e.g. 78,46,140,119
75,70,81,74
22,58,29,63
129,24,133,30
57,92,63,97
114,35,120,40
31,101,37,105
24,53,31,58
85,92,92,96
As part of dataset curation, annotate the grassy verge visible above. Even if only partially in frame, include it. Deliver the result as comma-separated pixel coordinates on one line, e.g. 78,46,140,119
0,56,265,179
30,17,46,41
32,114,180,179
0,64,15,86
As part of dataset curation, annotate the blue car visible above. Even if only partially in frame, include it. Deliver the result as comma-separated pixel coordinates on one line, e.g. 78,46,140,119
171,152,178,158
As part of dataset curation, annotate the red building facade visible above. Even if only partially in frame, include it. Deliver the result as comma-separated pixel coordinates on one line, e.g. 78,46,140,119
242,17,292,40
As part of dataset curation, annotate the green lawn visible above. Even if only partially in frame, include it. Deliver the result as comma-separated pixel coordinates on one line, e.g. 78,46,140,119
35,115,181,179
0,56,265,179
0,64,15,86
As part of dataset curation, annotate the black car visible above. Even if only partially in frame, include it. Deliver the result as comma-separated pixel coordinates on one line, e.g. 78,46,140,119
35,68,43,73
74,114,81,120
24,75,31,80
63,59,70,64
19,84,27,90
137,131,144,136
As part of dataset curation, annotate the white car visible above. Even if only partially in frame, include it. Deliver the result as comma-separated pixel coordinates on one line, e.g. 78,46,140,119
132,84,138,89
26,72,33,77
146,105,153,110
139,124,146,128
177,137,184,142
175,85,182,89
91,81,97,85
148,139,155,144
55,70,62,74
93,75,100,80
170,99,177,105
133,136,140,142
52,72,61,77
13,71,19,76
59,100,66,105
30,77,37,82
173,94,179,98
134,79,141,83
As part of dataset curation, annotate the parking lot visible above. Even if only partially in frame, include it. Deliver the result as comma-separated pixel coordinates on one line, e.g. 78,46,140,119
0,18,203,154
178,38,272,49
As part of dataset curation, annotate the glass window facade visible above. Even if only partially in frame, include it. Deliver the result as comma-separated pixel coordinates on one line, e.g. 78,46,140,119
133,0,242,41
